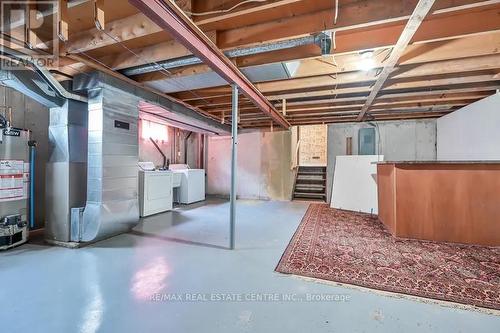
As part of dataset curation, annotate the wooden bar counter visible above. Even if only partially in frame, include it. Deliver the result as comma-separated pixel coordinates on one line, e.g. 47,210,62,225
376,161,500,246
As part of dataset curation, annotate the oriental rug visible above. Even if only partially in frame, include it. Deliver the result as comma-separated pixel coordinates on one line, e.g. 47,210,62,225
276,204,500,310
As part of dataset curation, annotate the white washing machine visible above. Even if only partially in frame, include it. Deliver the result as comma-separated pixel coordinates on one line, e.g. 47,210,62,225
139,162,174,217
170,165,205,204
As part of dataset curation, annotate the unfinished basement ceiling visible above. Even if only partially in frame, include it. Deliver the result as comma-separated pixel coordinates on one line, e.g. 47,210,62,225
5,0,499,129
147,62,293,93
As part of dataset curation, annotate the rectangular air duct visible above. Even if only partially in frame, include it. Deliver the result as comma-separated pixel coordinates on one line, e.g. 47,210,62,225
46,82,141,244
70,86,140,242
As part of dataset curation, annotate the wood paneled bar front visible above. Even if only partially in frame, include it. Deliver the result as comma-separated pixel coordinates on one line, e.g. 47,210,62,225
376,161,500,246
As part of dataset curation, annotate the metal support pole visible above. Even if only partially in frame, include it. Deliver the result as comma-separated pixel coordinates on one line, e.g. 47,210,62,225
230,84,238,250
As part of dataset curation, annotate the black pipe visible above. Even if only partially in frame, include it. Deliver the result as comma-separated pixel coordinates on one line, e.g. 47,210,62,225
149,137,169,170
184,131,193,164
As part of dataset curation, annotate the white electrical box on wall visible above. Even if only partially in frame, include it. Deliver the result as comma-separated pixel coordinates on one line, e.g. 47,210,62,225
139,170,173,217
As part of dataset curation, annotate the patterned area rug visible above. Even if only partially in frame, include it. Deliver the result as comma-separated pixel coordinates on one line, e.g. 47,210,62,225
276,204,500,310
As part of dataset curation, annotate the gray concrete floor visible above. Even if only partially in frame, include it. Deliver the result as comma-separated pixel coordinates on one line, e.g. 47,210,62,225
0,199,499,333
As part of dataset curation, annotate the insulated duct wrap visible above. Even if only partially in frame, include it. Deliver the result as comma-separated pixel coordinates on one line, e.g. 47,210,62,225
71,86,140,242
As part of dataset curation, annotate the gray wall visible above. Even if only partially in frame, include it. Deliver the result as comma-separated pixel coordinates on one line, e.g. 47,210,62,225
207,130,294,201
0,86,49,228
326,119,437,202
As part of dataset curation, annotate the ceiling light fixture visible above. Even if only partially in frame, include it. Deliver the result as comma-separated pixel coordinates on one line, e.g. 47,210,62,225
358,50,375,71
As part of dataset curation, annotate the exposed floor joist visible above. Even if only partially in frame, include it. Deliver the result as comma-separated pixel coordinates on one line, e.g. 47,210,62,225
2,0,499,127
129,0,290,129
357,0,437,121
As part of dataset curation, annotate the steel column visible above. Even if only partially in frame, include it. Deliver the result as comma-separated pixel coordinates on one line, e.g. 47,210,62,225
128,0,290,129
230,84,238,250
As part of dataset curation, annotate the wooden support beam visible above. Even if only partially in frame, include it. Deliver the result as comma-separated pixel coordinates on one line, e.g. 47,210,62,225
217,0,494,49
175,76,500,104
93,0,105,30
66,53,222,123
129,0,289,128
64,0,495,54
98,31,217,70
64,0,310,53
267,72,498,101
207,98,478,116
64,12,161,53
269,88,496,108
58,0,69,42
357,0,436,121
292,32,500,80
299,92,488,109
126,4,500,83
331,6,500,56
132,43,319,83
255,53,500,93
25,4,42,49
286,112,449,125
193,0,307,27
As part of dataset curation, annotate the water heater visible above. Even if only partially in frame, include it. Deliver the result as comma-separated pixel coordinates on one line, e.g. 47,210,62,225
0,127,30,250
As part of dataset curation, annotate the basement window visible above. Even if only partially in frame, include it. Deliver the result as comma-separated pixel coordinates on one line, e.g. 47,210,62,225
141,119,168,142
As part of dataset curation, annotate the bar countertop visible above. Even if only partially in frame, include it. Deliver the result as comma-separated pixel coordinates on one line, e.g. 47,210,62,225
375,160,500,165
376,160,500,246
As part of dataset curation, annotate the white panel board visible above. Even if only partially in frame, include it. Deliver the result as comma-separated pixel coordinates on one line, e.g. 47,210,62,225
437,94,500,160
331,155,383,214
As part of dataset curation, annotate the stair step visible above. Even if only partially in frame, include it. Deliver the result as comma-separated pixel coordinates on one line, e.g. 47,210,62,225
295,184,326,189
295,191,325,195
293,166,327,202
297,176,326,181
296,179,326,186
293,197,327,202
297,171,326,175
299,166,326,170
298,168,326,172
293,192,326,198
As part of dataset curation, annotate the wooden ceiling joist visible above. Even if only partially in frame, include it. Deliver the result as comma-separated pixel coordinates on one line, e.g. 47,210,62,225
129,0,290,128
7,0,499,127
133,5,500,84
357,0,437,121
217,0,494,49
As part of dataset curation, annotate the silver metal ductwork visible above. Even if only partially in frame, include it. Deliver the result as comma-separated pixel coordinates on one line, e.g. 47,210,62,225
45,70,227,244
121,33,331,77
70,86,140,242
0,69,64,108
45,100,88,242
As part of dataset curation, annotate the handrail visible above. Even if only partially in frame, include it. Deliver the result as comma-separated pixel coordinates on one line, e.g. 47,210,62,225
291,139,301,170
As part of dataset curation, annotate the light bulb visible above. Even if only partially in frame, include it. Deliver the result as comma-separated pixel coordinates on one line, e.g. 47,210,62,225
358,51,375,71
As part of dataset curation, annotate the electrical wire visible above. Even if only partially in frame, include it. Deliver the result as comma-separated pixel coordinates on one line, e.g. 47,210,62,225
68,28,215,109
330,0,339,101
98,29,212,105
334,0,339,25
186,0,268,16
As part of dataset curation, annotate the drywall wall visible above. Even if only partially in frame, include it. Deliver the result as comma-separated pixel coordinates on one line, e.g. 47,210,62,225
1,86,49,228
437,94,500,160
327,119,437,202
207,130,294,200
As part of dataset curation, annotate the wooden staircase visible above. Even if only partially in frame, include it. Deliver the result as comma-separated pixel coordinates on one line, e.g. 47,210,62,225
292,166,327,202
